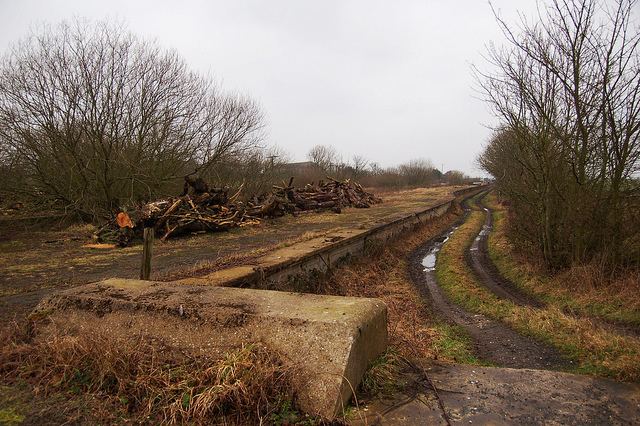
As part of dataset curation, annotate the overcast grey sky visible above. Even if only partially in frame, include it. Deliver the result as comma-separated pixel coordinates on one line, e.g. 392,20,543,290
0,0,539,175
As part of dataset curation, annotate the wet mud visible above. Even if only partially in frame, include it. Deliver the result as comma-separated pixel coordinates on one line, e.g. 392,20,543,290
466,196,543,308
354,362,640,425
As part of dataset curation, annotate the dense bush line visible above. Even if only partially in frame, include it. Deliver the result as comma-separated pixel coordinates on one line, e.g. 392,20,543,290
477,0,640,269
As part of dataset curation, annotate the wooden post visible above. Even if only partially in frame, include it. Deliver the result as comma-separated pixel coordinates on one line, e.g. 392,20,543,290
140,227,154,280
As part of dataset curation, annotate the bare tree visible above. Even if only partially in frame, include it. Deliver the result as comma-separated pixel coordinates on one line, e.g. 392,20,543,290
398,159,440,187
351,155,369,179
443,170,468,185
307,144,341,173
0,19,263,217
211,145,290,197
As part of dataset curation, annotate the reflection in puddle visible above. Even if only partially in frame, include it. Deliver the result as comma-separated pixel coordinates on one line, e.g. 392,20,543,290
421,253,437,270
421,227,457,271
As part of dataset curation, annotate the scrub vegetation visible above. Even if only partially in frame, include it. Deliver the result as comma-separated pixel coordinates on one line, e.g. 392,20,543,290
1,0,639,423
485,193,640,328
477,0,640,270
466,0,640,381
314,206,479,364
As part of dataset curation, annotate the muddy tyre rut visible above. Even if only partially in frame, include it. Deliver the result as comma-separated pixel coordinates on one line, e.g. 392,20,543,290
409,193,570,370
466,199,543,308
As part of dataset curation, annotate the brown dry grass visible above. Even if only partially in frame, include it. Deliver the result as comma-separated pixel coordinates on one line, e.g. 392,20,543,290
158,230,335,281
359,348,405,396
0,186,457,300
371,185,462,201
0,318,296,425
0,187,468,424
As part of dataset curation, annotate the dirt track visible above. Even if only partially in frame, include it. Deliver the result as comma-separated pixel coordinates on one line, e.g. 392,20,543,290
466,198,542,308
408,193,569,370
377,191,640,425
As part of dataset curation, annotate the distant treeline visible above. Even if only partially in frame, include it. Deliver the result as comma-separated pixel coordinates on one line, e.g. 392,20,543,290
297,144,471,188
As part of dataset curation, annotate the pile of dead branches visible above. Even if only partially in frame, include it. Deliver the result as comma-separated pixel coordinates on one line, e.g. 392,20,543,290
248,177,382,217
141,188,260,242
94,186,256,245
94,177,381,245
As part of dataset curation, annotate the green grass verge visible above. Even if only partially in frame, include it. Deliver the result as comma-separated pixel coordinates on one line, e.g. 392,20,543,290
430,323,488,365
0,408,24,425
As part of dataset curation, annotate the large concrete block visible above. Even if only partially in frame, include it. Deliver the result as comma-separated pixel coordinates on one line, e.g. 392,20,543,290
34,278,388,418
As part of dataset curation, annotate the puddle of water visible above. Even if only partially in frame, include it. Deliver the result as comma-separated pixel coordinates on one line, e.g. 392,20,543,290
422,227,457,271
421,252,437,270
479,224,491,236
471,223,492,251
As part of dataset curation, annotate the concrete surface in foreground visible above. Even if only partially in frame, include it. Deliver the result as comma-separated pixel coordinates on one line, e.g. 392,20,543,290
34,278,388,418
353,362,640,425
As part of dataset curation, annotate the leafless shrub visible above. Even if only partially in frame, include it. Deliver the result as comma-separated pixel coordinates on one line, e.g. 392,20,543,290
208,146,292,198
0,19,263,218
307,144,341,174
306,144,468,188
477,0,640,268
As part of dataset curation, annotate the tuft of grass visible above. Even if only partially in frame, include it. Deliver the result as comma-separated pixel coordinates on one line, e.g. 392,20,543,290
361,349,404,396
269,399,324,425
0,319,296,425
0,407,24,425
430,323,485,365
63,222,97,235
435,194,640,381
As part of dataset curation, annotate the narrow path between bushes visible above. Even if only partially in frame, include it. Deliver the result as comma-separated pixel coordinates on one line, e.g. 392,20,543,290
476,195,640,340
408,193,569,370
424,191,640,382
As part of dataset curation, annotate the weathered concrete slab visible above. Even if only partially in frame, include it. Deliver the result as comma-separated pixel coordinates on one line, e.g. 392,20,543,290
353,361,640,425
34,278,388,418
